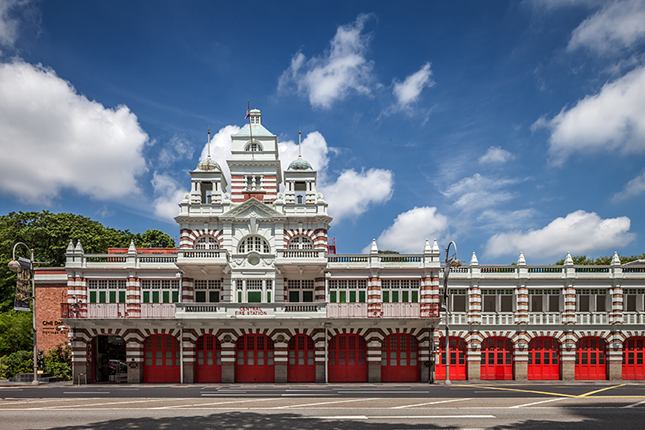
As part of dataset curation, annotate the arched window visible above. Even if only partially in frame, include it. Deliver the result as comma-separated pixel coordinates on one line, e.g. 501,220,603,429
195,236,219,250
238,236,270,254
288,236,314,250
245,142,262,152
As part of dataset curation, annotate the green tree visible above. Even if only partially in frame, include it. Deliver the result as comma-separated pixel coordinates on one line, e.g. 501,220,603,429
0,311,32,356
554,253,645,265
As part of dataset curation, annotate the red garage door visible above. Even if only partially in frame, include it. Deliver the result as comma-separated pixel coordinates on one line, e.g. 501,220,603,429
481,337,513,380
381,334,419,382
576,337,607,380
328,334,367,383
528,337,560,380
288,334,316,383
195,335,222,383
236,334,275,383
623,337,645,380
144,335,180,383
435,337,467,381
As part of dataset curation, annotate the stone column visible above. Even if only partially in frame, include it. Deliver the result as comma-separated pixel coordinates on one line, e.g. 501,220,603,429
367,276,382,317
274,339,288,383
561,336,576,380
126,339,143,383
607,338,623,381
466,336,481,381
182,333,195,384
71,336,89,384
221,337,236,383
513,335,528,381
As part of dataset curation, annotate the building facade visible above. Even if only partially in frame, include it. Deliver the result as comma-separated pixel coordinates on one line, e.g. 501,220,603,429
34,109,645,384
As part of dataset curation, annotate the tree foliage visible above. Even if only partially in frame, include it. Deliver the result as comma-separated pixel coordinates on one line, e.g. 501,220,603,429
0,311,32,356
44,343,72,380
554,253,645,265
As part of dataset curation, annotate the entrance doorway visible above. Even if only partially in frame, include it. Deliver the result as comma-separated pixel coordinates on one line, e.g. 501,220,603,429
381,334,420,382
90,335,127,383
481,337,513,380
328,334,367,382
575,337,607,380
287,334,316,383
528,337,560,380
435,337,467,381
143,335,180,383
235,334,275,383
195,335,222,383
623,337,645,380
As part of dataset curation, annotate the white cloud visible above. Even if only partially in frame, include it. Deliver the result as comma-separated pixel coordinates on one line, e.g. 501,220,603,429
477,209,538,230
158,135,194,168
198,124,241,187
368,206,449,254
479,146,515,164
613,169,645,202
151,172,186,221
568,0,645,54
0,60,149,204
538,64,645,165
278,132,393,222
442,173,519,210
485,210,634,259
278,13,374,109
0,0,28,48
392,62,434,109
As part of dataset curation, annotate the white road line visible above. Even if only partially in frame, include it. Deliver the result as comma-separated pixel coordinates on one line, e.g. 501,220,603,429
303,415,495,420
305,416,368,420
281,394,336,396
24,398,187,410
63,392,108,394
0,398,80,406
392,398,473,409
151,397,280,410
622,399,645,408
510,398,564,409
271,397,378,409
336,391,418,394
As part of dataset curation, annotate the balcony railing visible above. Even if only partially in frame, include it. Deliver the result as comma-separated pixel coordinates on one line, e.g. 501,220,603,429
575,312,608,324
382,303,420,318
140,303,176,318
61,303,176,319
276,249,325,259
528,313,561,325
326,303,368,318
327,255,369,263
623,312,645,324
481,312,515,325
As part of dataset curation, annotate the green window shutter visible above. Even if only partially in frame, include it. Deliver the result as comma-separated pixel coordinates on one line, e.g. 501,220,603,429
392,291,399,303
402,291,409,303
411,291,418,303
248,291,261,303
339,291,346,303
99,291,106,304
267,291,271,303
119,291,126,303
109,291,117,303
209,291,219,303
303,291,313,302
238,291,242,303
196,291,206,303
152,291,160,303
349,291,356,303
163,291,170,303
172,291,179,303
90,291,97,303
289,291,300,303
330,291,336,303
359,291,366,303
383,291,390,303
143,291,150,303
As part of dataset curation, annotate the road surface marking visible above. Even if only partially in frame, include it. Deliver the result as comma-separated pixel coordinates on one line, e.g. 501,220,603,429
392,398,472,409
622,399,645,408
510,398,564,408
271,397,377,409
456,384,575,398
579,384,625,397
304,415,496,420
151,397,279,409
63,392,109,394
24,398,184,410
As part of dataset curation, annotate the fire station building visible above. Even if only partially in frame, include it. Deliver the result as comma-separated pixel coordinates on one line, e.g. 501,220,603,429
34,109,645,384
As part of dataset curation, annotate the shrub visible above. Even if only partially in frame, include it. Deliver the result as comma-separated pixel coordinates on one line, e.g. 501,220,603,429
0,350,33,379
44,343,72,380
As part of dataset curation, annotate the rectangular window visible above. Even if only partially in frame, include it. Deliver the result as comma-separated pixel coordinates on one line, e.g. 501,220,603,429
330,291,336,303
383,291,389,303
267,291,271,303
392,291,399,303
596,295,607,312
196,291,206,303
152,291,160,303
549,295,560,312
579,295,590,312
303,291,313,302
349,291,356,303
531,295,543,312
627,295,637,312
289,291,300,303
248,291,261,303
90,291,97,303
238,291,242,303
359,291,366,303
109,291,116,303
501,295,513,312
483,296,496,312
402,291,409,302
99,291,106,304
339,291,347,303
119,291,126,303
172,291,179,303
143,291,150,303
453,295,466,312
163,291,170,303
411,291,418,303
209,291,220,303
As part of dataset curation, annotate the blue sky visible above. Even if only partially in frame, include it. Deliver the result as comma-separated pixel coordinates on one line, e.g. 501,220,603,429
1,0,645,264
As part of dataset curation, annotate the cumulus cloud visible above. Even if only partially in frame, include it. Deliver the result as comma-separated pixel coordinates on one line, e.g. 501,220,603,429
568,0,645,54
613,169,645,202
198,124,241,186
0,60,149,204
278,13,375,109
151,172,186,221
392,62,434,109
479,146,515,164
485,210,634,259
442,173,519,210
368,206,449,254
536,65,645,165
278,132,393,222
0,0,29,48
158,135,194,168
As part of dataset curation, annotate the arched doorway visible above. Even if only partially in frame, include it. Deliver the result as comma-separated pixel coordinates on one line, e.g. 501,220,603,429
528,337,560,380
235,334,275,383
287,334,316,383
328,333,367,382
381,334,420,382
435,337,467,381
89,335,127,383
195,334,222,383
623,337,645,380
481,337,513,380
143,334,180,383
575,337,607,380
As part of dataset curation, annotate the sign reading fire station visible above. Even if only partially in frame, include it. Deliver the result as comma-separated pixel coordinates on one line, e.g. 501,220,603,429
234,307,268,316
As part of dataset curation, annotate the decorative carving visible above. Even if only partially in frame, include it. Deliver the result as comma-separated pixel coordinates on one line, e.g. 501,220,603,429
223,193,230,201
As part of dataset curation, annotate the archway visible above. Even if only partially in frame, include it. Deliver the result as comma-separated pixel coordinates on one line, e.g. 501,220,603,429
195,334,222,383
623,337,645,380
381,334,420,382
328,333,367,383
287,334,316,383
235,334,275,383
528,337,560,380
575,337,607,380
143,334,180,383
435,337,467,381
481,337,513,380
89,335,127,383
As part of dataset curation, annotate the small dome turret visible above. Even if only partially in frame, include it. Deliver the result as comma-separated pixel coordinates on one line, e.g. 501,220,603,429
195,156,221,172
287,156,313,171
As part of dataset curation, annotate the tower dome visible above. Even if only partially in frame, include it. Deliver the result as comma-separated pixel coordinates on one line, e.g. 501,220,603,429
287,156,313,171
195,156,221,171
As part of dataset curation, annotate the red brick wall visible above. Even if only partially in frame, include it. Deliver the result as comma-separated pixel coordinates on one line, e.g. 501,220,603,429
35,281,69,352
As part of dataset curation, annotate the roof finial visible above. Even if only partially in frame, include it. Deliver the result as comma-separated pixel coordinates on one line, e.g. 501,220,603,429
207,128,211,158
298,127,302,158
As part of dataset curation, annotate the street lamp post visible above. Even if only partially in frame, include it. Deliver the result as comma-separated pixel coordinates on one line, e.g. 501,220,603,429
442,241,461,387
7,242,39,385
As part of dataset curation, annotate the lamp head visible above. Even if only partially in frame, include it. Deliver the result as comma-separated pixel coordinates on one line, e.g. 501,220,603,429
7,260,20,272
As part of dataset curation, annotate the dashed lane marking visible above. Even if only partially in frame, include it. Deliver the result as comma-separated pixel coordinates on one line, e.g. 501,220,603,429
391,398,473,409
622,399,645,408
23,398,188,410
271,397,378,409
150,397,280,409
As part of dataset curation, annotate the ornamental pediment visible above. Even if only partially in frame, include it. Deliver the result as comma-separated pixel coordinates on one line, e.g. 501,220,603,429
220,198,284,220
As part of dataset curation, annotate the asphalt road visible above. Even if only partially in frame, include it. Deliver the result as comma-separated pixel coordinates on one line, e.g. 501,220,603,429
2,383,645,429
